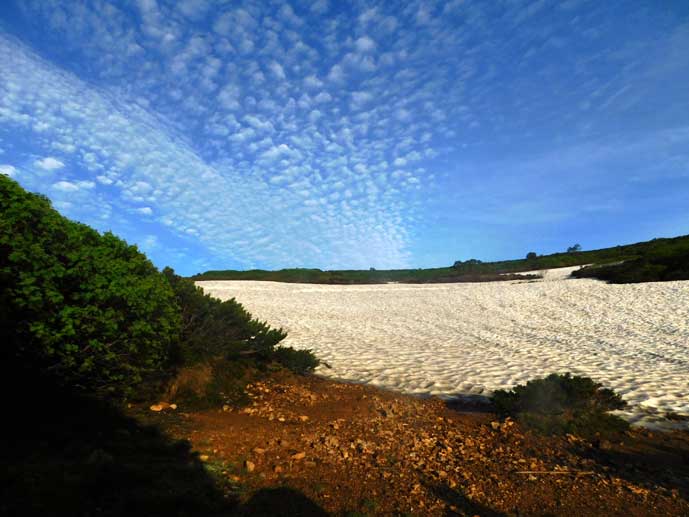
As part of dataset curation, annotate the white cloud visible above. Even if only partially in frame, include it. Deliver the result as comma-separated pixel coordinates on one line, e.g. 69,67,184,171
304,75,323,89
351,91,373,108
141,234,158,249
327,64,344,82
355,36,376,53
136,206,153,215
35,157,65,170
268,61,286,80
0,164,16,177
177,0,209,19
52,180,79,192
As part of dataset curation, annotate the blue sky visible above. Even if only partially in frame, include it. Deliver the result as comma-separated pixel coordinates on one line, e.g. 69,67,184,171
1,1,688,275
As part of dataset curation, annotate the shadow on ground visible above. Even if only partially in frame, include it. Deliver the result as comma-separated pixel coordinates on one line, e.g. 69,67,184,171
422,478,507,517
0,371,328,517
574,433,689,502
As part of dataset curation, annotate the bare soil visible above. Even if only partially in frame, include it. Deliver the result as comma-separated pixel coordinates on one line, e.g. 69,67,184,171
133,372,689,516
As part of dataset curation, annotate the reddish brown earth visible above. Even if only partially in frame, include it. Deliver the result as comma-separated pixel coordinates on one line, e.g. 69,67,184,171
133,372,689,516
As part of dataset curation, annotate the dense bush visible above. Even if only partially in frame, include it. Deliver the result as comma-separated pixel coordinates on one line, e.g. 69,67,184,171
1,176,320,402
491,373,629,438
162,268,319,406
572,245,689,283
163,267,286,364
163,267,319,373
0,176,180,398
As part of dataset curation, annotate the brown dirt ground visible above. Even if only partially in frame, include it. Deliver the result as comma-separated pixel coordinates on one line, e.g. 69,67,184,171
132,372,689,516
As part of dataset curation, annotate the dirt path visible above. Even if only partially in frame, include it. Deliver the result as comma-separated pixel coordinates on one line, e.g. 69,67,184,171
135,373,689,516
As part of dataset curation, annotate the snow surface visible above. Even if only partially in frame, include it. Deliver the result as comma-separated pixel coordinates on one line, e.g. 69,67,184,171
198,267,689,429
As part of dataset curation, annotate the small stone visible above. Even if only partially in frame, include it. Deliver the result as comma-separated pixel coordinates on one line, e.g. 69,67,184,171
244,460,255,472
324,436,339,448
150,404,164,412
169,404,177,410
291,452,306,460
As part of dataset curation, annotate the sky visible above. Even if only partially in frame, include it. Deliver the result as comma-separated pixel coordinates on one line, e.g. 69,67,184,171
0,1,688,275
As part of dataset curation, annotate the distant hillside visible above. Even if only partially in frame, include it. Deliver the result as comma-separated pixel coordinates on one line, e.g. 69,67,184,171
192,234,689,284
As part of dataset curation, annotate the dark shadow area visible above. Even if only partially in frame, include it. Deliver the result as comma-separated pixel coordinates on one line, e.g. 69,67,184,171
0,368,236,516
0,369,328,517
423,479,507,517
445,394,494,414
573,432,689,501
237,487,329,516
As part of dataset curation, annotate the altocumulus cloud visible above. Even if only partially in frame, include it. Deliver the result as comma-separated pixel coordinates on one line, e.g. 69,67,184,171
0,26,417,271
1,1,688,273
35,157,65,170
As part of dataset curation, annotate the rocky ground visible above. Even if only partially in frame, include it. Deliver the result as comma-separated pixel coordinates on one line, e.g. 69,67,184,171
133,372,689,516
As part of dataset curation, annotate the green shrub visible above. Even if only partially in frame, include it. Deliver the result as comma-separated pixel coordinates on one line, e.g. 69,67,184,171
0,176,180,398
572,245,689,283
491,373,628,438
163,268,319,376
162,267,286,365
272,346,320,374
0,176,319,404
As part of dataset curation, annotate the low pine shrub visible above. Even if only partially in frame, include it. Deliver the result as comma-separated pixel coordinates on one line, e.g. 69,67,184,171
491,373,629,438
0,176,180,398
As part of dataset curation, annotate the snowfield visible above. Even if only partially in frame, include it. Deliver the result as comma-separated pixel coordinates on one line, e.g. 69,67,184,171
197,267,689,428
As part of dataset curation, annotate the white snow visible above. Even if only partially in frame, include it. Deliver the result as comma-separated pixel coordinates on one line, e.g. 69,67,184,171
197,266,689,429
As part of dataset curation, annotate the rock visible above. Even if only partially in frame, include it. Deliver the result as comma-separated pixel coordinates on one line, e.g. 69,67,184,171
291,452,306,460
169,404,177,410
244,460,255,472
324,436,339,448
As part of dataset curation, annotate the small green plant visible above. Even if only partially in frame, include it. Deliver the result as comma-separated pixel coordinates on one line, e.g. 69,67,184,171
491,373,628,438
272,346,320,374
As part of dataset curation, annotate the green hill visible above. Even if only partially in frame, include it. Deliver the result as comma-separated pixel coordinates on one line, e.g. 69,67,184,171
192,234,689,284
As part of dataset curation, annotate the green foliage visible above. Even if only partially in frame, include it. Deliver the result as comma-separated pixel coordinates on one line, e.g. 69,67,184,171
0,176,180,398
162,267,286,364
193,234,689,284
272,346,321,374
163,268,319,376
491,373,629,438
566,243,582,253
526,251,538,260
572,241,689,283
